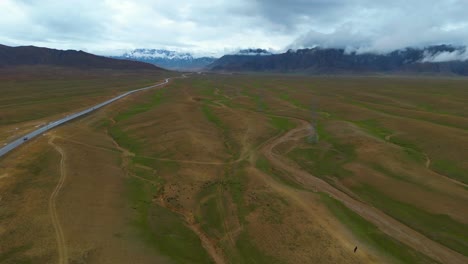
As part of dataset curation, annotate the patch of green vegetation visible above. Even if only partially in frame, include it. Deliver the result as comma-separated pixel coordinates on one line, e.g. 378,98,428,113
201,103,240,158
201,103,224,128
255,156,305,190
254,94,269,112
115,89,166,121
417,103,437,113
17,154,48,176
192,79,216,97
285,122,355,188
315,122,330,141
241,88,269,113
0,244,32,264
132,156,180,174
225,164,250,222
148,205,213,263
13,151,56,194
369,163,411,182
355,119,392,140
431,159,467,185
320,194,439,264
319,111,331,119
127,176,213,263
216,97,234,108
109,126,141,154
196,163,248,229
354,119,426,164
224,138,240,159
288,146,353,181
269,116,296,132
258,193,287,225
200,195,224,237
200,98,222,107
388,136,418,151
240,88,252,98
0,70,168,125
91,118,112,130
279,93,306,109
111,79,274,262
349,99,468,131
402,147,426,163
127,176,160,230
235,231,282,264
368,163,415,184
110,124,179,174
353,184,468,256
131,166,162,183
388,136,426,164
255,156,271,172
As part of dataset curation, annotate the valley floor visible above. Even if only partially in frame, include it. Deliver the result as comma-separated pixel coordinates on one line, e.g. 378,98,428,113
1,73,467,263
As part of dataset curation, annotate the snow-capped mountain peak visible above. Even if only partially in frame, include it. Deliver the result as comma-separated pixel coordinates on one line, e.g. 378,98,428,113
112,48,217,70
123,49,194,60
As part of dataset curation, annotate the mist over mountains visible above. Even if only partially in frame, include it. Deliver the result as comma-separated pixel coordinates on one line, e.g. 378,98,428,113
109,48,274,70
235,49,273,56
2,43,468,76
208,45,468,75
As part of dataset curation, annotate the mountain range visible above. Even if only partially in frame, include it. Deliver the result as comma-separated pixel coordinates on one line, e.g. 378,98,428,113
2,44,468,76
235,48,273,56
0,44,161,70
110,49,217,70
208,45,468,75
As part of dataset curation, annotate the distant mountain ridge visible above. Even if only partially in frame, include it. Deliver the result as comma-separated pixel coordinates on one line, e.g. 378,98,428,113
208,45,468,75
235,48,273,56
111,49,217,70
0,45,161,70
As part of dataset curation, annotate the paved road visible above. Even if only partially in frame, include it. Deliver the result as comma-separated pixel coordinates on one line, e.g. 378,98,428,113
0,78,169,158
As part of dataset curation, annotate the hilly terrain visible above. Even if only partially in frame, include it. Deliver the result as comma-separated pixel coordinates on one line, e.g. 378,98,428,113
1,73,467,264
208,45,468,75
111,49,217,70
0,45,162,70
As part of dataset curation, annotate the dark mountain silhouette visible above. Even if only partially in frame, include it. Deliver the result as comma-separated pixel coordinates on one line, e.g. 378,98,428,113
208,45,468,75
0,45,163,70
236,48,272,56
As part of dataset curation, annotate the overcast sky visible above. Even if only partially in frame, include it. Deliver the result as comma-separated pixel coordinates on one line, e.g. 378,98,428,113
1,0,467,57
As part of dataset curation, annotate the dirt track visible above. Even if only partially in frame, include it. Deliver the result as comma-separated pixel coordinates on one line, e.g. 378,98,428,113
48,136,69,264
260,119,468,264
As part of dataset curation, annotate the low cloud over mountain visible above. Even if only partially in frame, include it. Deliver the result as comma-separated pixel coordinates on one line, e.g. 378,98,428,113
2,1,467,56
208,45,468,75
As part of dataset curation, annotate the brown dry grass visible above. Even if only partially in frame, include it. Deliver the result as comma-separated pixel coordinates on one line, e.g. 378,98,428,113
0,66,170,145
1,73,467,263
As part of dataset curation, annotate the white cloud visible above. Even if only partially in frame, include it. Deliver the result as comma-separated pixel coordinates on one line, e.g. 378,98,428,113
0,0,294,56
0,0,467,57
422,50,468,62
289,0,468,54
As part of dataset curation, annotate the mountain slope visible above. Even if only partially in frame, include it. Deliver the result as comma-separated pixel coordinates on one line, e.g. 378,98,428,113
236,48,273,56
111,49,217,70
208,45,468,75
0,45,162,70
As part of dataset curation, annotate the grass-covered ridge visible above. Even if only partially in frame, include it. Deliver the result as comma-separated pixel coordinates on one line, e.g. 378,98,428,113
320,194,439,264
353,184,468,256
